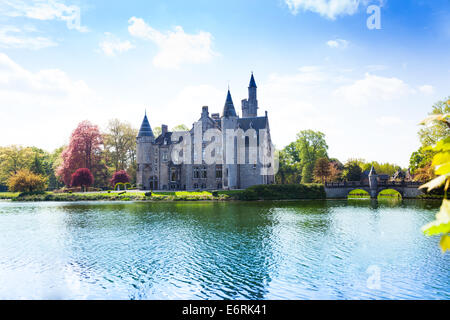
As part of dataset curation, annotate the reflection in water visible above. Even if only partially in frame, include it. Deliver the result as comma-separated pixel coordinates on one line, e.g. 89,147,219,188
0,200,448,300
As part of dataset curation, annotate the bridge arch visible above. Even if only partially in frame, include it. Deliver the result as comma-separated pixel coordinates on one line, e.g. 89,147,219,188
377,187,403,199
347,188,371,199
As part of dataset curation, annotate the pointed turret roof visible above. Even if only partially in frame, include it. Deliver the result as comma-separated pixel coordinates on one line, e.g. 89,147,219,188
249,72,257,88
223,89,237,117
138,112,154,138
369,165,377,176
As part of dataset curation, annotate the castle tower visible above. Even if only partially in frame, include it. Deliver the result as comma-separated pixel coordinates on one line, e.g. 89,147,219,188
136,112,155,190
368,165,378,199
242,73,258,118
221,89,239,189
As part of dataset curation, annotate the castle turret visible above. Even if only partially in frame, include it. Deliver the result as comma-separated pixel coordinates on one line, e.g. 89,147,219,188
136,112,155,190
221,89,238,189
368,165,378,199
242,73,258,118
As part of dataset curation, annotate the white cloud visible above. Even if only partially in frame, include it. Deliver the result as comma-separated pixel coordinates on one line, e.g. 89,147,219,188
285,0,362,19
334,73,412,106
163,85,224,126
0,26,57,50
375,116,403,126
0,0,88,32
418,85,435,95
128,17,217,69
326,38,349,49
0,53,102,149
98,33,134,57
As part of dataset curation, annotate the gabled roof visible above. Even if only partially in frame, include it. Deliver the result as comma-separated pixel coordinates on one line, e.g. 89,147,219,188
237,116,267,132
138,114,154,138
223,89,237,117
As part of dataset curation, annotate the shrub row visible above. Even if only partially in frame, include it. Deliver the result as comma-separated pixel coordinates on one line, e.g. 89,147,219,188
236,184,326,201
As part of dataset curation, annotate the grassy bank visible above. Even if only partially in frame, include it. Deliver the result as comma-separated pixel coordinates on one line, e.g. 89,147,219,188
0,184,327,202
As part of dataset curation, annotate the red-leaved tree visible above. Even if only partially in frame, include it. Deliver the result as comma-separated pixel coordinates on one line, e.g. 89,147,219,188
110,170,130,187
56,121,104,186
71,168,94,192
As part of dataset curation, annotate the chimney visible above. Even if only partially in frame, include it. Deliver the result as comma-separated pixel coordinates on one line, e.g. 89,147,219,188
202,106,209,118
162,124,168,135
211,113,220,120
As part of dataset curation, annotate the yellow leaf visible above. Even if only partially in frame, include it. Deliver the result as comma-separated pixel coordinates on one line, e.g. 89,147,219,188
435,162,450,175
432,152,450,167
440,235,450,253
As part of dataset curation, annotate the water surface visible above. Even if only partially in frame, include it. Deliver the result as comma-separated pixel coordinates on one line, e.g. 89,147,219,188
0,200,448,300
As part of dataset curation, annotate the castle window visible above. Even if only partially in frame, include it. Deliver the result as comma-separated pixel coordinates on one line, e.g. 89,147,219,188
170,168,178,182
216,165,222,179
194,183,198,189
162,151,168,162
193,167,200,179
201,167,207,179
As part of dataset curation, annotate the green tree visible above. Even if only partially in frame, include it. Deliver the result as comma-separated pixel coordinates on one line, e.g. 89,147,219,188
342,160,362,181
172,124,190,131
275,149,302,184
418,97,450,147
294,130,328,183
0,145,35,184
104,119,138,173
153,126,161,137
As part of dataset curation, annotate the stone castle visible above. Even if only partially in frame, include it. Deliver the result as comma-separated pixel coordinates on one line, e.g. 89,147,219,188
136,73,275,191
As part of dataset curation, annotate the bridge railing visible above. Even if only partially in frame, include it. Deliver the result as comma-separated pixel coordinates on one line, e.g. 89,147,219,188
325,181,423,188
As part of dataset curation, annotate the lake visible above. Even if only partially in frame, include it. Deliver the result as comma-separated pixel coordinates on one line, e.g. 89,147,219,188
0,200,448,300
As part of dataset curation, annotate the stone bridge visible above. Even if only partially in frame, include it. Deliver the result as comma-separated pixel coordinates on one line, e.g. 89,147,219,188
324,180,424,199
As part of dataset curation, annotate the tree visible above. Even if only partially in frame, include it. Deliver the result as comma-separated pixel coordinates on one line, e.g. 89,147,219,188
0,145,34,184
329,161,343,182
275,149,302,184
313,158,331,183
342,160,362,181
110,170,130,189
362,161,401,176
172,124,189,131
293,130,328,183
56,121,104,186
7,169,47,193
104,119,138,173
153,126,162,137
409,147,435,174
413,164,435,182
418,97,450,147
71,168,94,192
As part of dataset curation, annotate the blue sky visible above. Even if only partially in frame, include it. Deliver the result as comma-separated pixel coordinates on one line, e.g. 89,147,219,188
0,0,449,167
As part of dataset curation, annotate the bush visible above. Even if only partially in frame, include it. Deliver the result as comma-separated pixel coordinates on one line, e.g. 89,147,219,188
238,184,326,200
110,170,130,187
71,168,94,192
7,169,48,193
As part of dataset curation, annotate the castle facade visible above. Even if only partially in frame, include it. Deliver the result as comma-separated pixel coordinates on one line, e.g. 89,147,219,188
136,73,275,191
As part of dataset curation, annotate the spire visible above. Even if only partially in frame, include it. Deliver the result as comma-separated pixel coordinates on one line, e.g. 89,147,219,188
138,112,154,138
249,72,257,88
223,89,237,117
369,165,377,176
